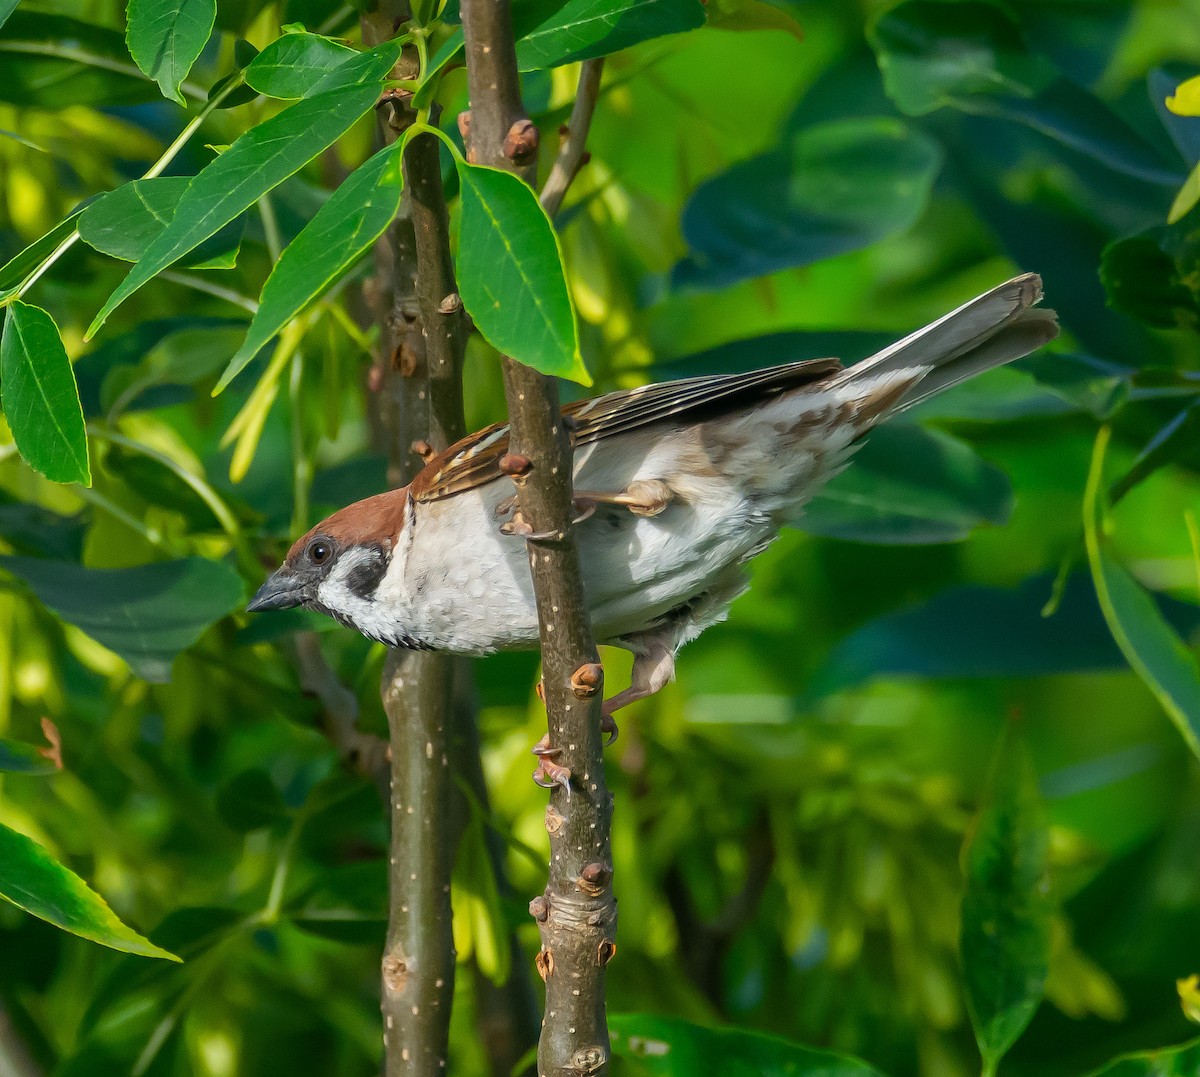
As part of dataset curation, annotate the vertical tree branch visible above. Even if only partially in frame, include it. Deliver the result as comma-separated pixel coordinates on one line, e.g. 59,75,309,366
458,14,617,1074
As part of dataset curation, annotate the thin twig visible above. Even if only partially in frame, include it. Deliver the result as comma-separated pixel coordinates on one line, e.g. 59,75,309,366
459,5,617,1074
540,59,605,218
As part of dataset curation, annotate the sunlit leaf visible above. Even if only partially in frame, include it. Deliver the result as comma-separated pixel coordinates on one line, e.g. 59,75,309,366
1166,75,1200,117
87,41,403,337
1084,429,1200,761
1168,161,1200,224
215,141,403,392
0,214,81,302
610,1014,886,1075
0,555,244,682
1,301,91,486
1086,1037,1200,1077
455,162,588,383
960,726,1052,1076
78,178,244,269
0,821,179,960
515,0,706,70
125,0,216,104
801,423,1011,545
673,118,942,290
451,810,510,986
244,30,356,98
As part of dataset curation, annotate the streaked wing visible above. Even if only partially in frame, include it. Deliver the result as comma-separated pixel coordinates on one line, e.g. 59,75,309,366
411,357,843,502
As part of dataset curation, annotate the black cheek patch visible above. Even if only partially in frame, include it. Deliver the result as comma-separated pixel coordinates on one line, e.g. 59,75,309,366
345,545,389,600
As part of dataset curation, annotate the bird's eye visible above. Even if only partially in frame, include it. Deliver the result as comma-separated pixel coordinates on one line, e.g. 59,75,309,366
308,540,331,565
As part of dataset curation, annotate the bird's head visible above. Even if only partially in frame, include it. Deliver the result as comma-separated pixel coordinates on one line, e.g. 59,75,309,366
246,490,407,641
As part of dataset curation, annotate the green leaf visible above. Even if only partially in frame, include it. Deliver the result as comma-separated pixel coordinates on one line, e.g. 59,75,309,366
244,31,357,99
514,0,706,70
451,809,510,986
609,1014,886,1076
1099,228,1200,331
1169,160,1200,224
0,821,179,960
673,118,942,290
78,178,244,270
0,0,15,31
0,489,85,560
0,735,58,775
290,861,386,944
960,726,1052,1075
870,0,1179,186
1084,429,1200,761
0,555,244,682
1,302,91,486
87,40,403,338
801,423,1012,545
0,11,160,108
706,0,803,40
125,0,216,105
1086,1036,1200,1076
413,30,462,107
215,142,404,392
216,769,290,831
455,162,588,383
0,213,82,302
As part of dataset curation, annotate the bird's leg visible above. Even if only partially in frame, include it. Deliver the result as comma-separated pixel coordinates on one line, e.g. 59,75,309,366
531,734,571,796
573,479,674,518
602,641,676,720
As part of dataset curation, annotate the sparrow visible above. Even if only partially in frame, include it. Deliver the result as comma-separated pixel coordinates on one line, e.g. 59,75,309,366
250,274,1057,744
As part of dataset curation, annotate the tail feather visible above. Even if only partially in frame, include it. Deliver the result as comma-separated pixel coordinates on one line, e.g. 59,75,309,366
833,273,1059,415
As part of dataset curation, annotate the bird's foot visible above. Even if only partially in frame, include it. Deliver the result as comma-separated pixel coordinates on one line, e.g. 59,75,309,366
531,734,571,797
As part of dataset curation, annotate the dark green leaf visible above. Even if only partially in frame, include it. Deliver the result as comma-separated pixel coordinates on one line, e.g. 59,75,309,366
0,735,58,775
1100,228,1200,331
290,861,385,943
1085,433,1200,761
610,1014,886,1076
871,1,1180,186
673,118,942,290
809,573,1200,697
960,726,1052,1074
0,0,15,31
801,423,1011,545
1109,401,1200,507
515,0,706,70
1086,1037,1200,1077
0,12,159,108
87,41,403,337
216,142,404,392
126,0,216,105
0,213,82,301
1,301,91,486
216,769,290,831
1151,67,1200,166
78,178,244,270
244,31,356,99
455,161,588,383
0,489,86,560
0,555,244,682
0,821,178,960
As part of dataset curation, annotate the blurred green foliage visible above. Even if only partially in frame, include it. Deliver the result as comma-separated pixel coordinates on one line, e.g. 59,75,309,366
1,0,1200,1076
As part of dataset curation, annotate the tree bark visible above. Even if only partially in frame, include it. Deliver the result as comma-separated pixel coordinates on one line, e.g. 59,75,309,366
458,9,617,1073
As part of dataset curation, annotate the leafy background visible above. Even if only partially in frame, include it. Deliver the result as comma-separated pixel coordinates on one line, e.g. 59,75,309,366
1,0,1200,1075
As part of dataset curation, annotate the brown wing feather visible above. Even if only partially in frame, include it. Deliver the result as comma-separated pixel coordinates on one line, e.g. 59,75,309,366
411,357,843,503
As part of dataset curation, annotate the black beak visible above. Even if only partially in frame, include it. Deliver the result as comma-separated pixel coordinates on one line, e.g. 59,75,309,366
247,569,306,613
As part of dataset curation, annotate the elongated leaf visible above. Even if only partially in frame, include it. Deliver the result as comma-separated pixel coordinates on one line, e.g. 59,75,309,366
610,1014,886,1076
87,41,402,338
244,31,356,98
0,736,58,775
126,0,216,105
810,572,1200,697
216,142,403,392
515,0,706,70
0,556,243,682
1087,1038,1200,1077
0,489,85,560
1,302,91,486
1099,228,1200,331
870,0,1179,186
0,0,15,31
78,177,244,269
455,162,588,383
961,727,1052,1075
673,118,942,290
0,11,159,108
216,769,290,831
801,423,1012,545
0,821,178,960
0,213,82,302
1084,431,1200,761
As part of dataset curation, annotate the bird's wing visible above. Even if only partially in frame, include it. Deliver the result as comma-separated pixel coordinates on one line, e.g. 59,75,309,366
410,357,843,503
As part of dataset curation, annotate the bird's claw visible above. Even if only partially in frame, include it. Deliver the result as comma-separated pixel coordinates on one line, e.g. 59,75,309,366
600,711,619,747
